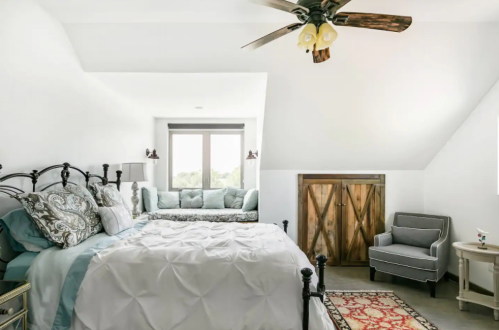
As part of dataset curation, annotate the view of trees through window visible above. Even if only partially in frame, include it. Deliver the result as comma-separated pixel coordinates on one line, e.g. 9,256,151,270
171,132,242,189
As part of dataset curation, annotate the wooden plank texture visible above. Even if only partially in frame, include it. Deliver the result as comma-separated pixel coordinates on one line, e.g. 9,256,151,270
297,174,385,267
333,13,412,33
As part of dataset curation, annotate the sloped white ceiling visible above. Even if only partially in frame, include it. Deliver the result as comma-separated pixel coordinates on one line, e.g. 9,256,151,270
37,0,499,170
91,73,267,118
39,0,499,23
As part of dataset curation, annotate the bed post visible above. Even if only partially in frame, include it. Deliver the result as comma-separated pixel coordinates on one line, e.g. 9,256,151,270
301,254,327,330
283,220,289,234
103,164,109,181
316,254,327,302
301,268,313,330
116,170,122,191
61,163,70,187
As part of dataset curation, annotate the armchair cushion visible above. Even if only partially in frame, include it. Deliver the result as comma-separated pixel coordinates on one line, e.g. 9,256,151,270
392,226,441,249
369,244,438,271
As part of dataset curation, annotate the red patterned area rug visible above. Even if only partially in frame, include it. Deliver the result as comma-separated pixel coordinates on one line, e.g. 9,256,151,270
324,291,439,330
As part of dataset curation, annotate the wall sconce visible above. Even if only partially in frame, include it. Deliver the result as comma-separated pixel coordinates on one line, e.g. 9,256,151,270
246,150,258,167
146,149,160,166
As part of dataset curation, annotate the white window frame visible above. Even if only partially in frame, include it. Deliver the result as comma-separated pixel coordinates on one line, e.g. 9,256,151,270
169,130,244,191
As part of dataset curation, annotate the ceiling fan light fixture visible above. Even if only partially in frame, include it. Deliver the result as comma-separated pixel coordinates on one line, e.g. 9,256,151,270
316,23,338,51
298,23,317,51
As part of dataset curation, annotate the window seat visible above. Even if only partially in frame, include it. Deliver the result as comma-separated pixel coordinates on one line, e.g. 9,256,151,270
148,209,258,223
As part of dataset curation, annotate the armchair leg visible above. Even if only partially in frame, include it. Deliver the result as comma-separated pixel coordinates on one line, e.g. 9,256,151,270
370,267,376,282
428,281,436,298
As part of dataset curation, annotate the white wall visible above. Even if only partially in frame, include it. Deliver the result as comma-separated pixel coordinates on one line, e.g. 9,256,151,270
0,0,154,219
260,170,424,243
60,21,499,171
155,118,258,191
424,79,499,292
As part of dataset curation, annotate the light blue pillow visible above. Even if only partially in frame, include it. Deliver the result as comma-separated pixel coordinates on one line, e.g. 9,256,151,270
180,189,203,209
203,190,225,209
0,209,54,252
158,191,180,209
242,189,258,212
224,187,247,209
142,187,159,212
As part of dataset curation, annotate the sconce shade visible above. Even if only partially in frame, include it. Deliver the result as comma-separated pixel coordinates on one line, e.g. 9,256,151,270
316,23,338,51
246,150,258,160
121,163,148,183
146,149,160,160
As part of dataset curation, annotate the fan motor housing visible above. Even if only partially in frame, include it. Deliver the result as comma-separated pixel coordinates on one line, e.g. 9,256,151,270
297,0,328,26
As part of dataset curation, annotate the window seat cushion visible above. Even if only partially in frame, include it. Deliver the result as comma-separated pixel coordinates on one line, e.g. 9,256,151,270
148,209,258,222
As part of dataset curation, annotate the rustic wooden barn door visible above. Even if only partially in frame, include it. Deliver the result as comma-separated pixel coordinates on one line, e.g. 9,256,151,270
298,174,385,267
341,180,384,265
299,179,342,266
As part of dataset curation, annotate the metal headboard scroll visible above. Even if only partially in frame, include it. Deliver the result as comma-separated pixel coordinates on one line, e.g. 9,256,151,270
0,162,122,197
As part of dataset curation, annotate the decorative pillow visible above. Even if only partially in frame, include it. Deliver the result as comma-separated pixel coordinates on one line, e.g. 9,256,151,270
392,226,441,249
0,208,55,252
158,191,180,209
98,204,133,236
180,189,203,209
224,187,247,209
203,190,225,209
242,188,258,212
15,185,103,249
142,187,159,212
89,183,131,216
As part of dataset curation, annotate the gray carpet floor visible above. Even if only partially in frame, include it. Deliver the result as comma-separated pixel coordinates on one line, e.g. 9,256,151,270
324,267,499,330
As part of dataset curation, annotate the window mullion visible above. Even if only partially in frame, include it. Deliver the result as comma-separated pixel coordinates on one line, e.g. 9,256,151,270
203,132,211,189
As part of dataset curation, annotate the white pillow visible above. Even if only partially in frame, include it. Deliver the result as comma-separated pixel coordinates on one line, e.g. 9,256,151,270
98,204,133,236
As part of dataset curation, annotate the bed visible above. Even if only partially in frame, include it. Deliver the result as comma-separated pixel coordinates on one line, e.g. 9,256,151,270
0,163,334,330
148,208,259,222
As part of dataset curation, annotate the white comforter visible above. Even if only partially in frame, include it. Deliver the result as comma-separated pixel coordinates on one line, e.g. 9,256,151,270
72,221,334,330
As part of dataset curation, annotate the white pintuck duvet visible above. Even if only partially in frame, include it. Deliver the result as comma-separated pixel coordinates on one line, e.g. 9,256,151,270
31,220,334,330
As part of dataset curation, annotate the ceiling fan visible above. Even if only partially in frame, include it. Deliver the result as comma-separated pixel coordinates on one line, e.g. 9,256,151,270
242,0,412,63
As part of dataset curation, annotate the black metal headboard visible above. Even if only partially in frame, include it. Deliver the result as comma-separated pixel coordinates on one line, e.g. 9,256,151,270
0,162,122,197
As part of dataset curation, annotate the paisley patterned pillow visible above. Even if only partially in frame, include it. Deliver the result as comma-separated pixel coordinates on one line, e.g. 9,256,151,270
89,183,131,216
15,185,103,249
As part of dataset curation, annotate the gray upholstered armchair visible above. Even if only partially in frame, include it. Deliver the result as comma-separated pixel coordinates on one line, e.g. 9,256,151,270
369,212,451,298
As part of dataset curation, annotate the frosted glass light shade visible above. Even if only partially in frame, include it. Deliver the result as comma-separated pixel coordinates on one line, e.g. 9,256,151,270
121,163,148,182
298,23,317,51
316,23,338,51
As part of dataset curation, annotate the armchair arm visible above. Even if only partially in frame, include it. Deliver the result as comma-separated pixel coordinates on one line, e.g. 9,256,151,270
430,234,450,258
430,228,450,279
374,232,392,247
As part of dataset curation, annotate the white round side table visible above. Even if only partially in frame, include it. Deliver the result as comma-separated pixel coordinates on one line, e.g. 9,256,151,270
453,242,499,321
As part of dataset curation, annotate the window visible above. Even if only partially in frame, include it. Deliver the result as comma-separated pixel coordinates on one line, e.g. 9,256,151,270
169,129,243,190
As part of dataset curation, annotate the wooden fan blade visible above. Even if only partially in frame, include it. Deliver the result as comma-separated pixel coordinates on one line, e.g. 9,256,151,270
333,12,412,32
248,0,309,15
322,0,351,12
242,23,304,51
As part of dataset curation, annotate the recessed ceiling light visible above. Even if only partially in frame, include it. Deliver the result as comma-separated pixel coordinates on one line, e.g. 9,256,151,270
195,106,203,110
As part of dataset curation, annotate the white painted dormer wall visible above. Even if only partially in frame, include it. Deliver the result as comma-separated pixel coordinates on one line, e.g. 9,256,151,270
425,78,499,292
0,0,154,219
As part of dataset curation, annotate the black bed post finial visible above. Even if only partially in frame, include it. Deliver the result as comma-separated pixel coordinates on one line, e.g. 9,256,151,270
301,268,313,330
61,163,70,187
283,220,289,234
116,170,122,191
103,164,109,181
31,170,39,192
316,254,327,302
